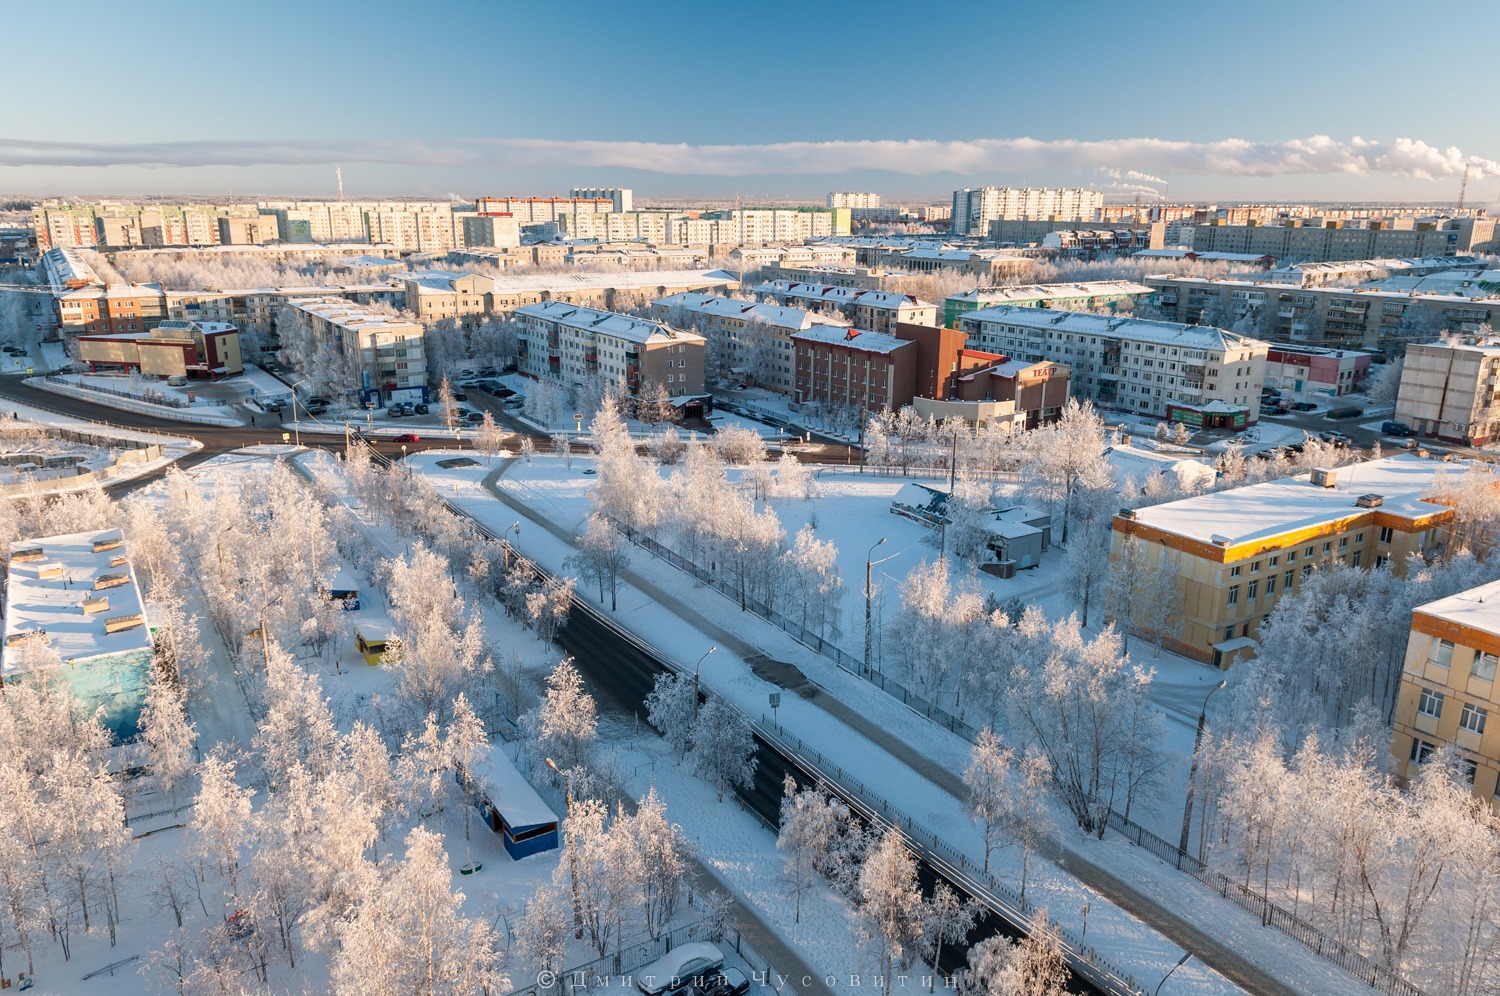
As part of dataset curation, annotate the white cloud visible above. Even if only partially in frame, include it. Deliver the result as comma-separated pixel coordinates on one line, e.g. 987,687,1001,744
0,135,1494,180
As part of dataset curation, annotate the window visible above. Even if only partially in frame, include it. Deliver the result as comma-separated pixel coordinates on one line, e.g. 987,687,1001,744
1266,576,1276,595
1461,702,1488,735
1356,533,1364,544
1433,638,1455,669
1323,542,1333,554
1269,555,1279,567
1379,526,1393,543
1418,687,1444,719
1287,550,1296,563
1306,546,1314,558
1251,561,1261,573
1229,566,1242,578
1474,651,1498,681
1227,585,1239,606
1248,580,1259,599
1302,565,1313,579
1339,537,1348,549
1409,739,1437,764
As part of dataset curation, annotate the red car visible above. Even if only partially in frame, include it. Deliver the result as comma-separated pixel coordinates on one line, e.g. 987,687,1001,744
392,433,421,443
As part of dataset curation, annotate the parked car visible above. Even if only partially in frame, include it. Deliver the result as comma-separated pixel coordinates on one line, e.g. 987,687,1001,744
636,943,724,996
464,410,485,423
1326,406,1364,420
699,968,749,996
392,433,421,443
1318,431,1351,447
397,402,416,415
1290,401,1319,412
387,405,405,417
413,402,430,415
452,391,468,402
1382,420,1413,436
263,400,284,412
305,401,329,415
493,386,516,398
478,367,500,378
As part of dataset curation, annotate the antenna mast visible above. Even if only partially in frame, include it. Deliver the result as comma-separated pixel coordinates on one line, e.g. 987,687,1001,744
1457,162,1470,212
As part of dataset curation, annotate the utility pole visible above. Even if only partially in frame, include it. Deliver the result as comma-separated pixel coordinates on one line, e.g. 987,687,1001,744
1180,679,1227,857
864,537,886,675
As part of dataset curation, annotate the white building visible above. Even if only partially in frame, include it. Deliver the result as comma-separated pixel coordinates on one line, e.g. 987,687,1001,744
957,307,1269,424
570,187,633,212
828,192,881,209
462,214,522,249
950,186,1103,236
288,298,428,406
513,302,706,399
751,281,938,334
652,293,851,394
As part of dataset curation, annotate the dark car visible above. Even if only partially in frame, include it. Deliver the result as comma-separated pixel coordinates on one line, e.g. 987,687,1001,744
493,386,516,398
699,969,749,996
1326,406,1364,420
413,402,430,415
393,433,421,443
305,401,329,414
464,410,486,423
263,399,285,412
387,405,405,417
1382,420,1413,436
452,391,468,402
1290,401,1319,412
1318,431,1351,447
478,367,500,378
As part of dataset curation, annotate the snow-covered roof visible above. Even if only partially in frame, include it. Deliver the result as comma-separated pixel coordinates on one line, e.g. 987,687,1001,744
1124,454,1477,549
754,281,934,311
473,267,740,295
947,281,1151,306
469,744,559,831
654,293,850,332
961,306,1268,352
3,528,151,675
515,301,705,346
790,325,911,354
1133,249,1276,262
1414,579,1500,641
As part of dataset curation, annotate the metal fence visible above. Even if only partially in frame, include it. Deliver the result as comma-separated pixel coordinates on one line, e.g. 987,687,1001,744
619,528,1432,996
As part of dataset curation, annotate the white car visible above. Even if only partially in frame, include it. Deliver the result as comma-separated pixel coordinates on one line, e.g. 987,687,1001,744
635,943,724,996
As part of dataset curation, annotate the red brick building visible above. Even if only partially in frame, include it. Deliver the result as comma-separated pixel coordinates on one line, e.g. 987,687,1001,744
791,326,918,413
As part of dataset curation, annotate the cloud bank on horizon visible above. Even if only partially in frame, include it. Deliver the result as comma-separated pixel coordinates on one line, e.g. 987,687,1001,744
0,134,1495,182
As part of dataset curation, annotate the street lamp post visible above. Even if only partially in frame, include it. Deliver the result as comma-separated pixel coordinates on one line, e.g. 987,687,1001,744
1154,952,1192,996
543,758,583,939
693,646,717,719
1179,679,1227,857
864,537,886,675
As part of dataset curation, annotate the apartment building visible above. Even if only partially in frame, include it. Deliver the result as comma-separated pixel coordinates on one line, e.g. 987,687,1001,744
77,319,243,379
791,326,918,413
1396,337,1500,444
943,281,1153,327
1263,345,1371,398
288,299,427,406
461,214,522,249
1266,256,1487,288
988,219,1165,251
765,264,888,290
260,201,371,243
1393,578,1500,804
216,215,279,245
1144,272,1500,354
554,211,674,243
912,352,1072,431
1113,454,1467,665
402,271,495,323
651,293,850,394
570,187,633,212
828,192,881,210
752,281,938,333
881,246,1038,282
728,244,858,270
513,302,705,400
957,307,1268,424
475,197,617,227
1189,218,1491,262
31,201,271,249
950,187,1103,236
3,529,154,743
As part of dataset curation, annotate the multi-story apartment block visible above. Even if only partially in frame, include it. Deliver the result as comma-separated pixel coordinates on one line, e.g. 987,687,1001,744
288,298,428,406
1393,577,1500,804
1395,337,1500,444
651,293,851,394
764,264,888,290
752,281,938,334
1263,345,1371,398
1113,454,1467,665
791,326,917,413
1188,218,1492,262
879,246,1038,282
1265,256,1487,288
513,302,705,400
950,186,1103,236
728,245,859,270
461,214,522,249
987,219,1165,251
943,281,1153,327
475,197,617,227
828,192,881,210
570,187,633,212
401,271,495,324
216,215,279,245
957,307,1268,425
711,208,848,243
260,201,371,243
32,201,272,249
1144,271,1500,354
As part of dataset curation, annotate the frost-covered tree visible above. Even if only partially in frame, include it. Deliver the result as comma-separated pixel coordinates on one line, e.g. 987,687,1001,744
777,774,857,923
1103,532,1179,655
966,908,1068,996
621,788,687,940
963,728,1014,875
920,885,979,992
565,513,631,611
140,669,197,812
857,829,922,996
514,879,569,982
1020,398,1113,545
526,575,575,645
476,410,505,462
1365,356,1405,408
191,754,253,894
644,671,697,761
689,699,757,803
331,826,504,996
523,659,598,778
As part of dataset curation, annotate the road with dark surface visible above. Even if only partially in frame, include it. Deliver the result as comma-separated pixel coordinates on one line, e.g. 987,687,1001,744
543,566,1102,994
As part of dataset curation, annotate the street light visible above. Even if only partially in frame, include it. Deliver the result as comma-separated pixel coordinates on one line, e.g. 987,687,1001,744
693,646,717,720
865,537,886,676
286,377,310,448
1154,951,1192,996
543,758,583,939
1179,679,1227,857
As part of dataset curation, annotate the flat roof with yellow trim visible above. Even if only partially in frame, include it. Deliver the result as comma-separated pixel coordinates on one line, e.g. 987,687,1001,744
1122,454,1486,552
1415,578,1500,643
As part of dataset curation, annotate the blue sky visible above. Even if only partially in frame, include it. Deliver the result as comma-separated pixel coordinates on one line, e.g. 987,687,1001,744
3,0,1498,203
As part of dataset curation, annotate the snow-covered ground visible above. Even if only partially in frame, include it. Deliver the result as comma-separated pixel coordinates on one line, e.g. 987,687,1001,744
27,373,246,425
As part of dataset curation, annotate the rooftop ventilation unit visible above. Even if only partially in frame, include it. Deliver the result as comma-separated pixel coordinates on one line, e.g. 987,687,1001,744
1356,494,1385,508
1310,468,1338,488
1118,508,1138,521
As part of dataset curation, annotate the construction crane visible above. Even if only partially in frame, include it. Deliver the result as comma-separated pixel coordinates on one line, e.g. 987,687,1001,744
1457,162,1470,212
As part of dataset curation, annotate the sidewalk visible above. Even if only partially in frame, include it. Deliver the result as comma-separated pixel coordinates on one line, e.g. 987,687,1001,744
477,460,1375,996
